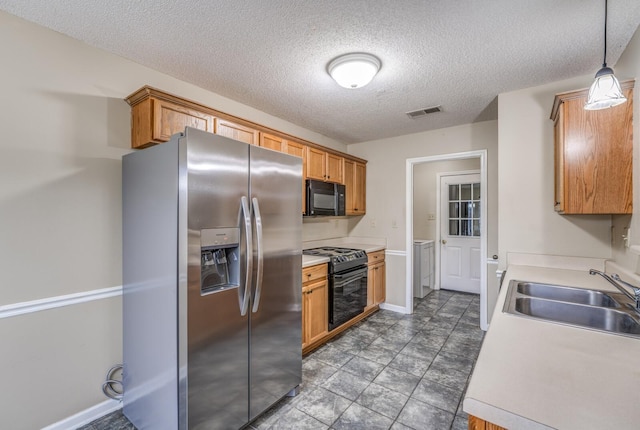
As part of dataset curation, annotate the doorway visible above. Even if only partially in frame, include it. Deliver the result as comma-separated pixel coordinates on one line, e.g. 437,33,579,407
405,150,489,330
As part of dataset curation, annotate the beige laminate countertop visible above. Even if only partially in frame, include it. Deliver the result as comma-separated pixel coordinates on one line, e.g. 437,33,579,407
464,265,640,430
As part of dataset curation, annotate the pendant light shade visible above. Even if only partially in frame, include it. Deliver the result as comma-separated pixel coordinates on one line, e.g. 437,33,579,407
328,53,381,89
585,66,627,110
585,0,627,110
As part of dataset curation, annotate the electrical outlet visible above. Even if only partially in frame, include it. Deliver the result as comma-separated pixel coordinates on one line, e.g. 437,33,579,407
392,219,398,228
370,218,377,228
427,213,436,221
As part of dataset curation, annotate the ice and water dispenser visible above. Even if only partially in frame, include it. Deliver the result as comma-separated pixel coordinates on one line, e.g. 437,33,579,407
200,228,240,295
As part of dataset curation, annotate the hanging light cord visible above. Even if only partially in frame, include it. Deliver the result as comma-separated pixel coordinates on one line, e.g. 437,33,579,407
602,0,608,68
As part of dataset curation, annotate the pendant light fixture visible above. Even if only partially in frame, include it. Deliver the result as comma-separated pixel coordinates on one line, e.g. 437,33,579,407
328,53,381,89
585,0,627,110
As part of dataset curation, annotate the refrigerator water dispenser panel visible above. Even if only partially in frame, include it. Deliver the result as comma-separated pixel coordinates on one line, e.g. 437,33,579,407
201,227,240,295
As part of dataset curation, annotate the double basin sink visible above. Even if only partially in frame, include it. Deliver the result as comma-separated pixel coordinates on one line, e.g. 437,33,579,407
503,281,640,338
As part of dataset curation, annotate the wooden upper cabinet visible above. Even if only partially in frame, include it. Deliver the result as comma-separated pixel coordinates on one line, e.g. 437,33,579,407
326,153,344,184
306,147,344,183
215,119,258,145
125,87,367,215
129,97,214,148
344,159,366,215
306,147,327,181
260,132,286,151
283,140,307,215
550,80,634,214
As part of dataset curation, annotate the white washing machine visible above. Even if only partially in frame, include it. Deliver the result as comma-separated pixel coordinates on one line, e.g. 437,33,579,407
413,239,435,298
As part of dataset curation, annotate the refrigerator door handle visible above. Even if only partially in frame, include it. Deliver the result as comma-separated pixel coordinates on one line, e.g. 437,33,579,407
240,196,253,316
251,197,264,313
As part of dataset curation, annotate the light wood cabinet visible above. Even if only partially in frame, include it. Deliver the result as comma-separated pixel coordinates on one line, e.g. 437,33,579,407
215,118,259,145
126,86,366,215
302,264,328,350
344,159,367,215
550,80,634,214
306,148,344,183
281,139,307,215
468,415,507,430
326,153,344,184
367,250,386,307
130,97,214,148
259,132,286,151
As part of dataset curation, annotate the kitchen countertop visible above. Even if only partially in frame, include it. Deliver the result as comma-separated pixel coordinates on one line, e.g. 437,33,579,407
463,264,640,429
302,238,386,268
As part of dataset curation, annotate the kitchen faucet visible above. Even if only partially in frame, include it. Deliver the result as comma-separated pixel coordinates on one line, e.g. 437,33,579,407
589,269,640,312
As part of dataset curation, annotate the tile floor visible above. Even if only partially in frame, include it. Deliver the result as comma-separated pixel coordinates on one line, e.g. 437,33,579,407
79,289,484,430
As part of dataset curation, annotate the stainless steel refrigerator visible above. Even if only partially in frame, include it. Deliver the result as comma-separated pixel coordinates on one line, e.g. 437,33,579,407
122,127,302,429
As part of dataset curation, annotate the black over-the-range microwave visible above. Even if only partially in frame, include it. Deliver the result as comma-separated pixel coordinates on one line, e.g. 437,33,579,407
305,179,345,216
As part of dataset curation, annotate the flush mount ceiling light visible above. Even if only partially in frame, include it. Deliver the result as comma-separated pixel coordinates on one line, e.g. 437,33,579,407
585,0,627,110
327,53,381,89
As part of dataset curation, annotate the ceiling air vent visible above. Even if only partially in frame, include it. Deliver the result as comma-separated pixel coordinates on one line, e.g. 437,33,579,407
406,106,442,119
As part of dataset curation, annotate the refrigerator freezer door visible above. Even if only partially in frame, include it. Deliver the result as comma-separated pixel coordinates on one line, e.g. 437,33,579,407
185,128,251,429
248,145,303,420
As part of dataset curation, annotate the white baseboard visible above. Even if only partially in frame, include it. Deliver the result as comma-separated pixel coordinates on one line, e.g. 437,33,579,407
379,302,410,314
42,399,121,430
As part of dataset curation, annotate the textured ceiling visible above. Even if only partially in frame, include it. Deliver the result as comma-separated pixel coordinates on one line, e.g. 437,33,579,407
1,0,639,144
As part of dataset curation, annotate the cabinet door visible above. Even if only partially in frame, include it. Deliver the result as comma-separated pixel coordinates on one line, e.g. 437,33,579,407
552,84,633,214
554,106,565,212
285,141,307,214
306,147,326,180
260,133,286,151
152,98,214,144
304,280,328,346
373,262,386,304
353,162,366,214
344,159,356,215
215,118,259,145
344,160,366,215
326,153,343,184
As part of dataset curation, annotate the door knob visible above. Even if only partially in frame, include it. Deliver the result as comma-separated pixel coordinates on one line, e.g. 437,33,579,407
442,239,447,244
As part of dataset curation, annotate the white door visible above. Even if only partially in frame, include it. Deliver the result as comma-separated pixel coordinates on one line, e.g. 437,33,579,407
440,173,481,294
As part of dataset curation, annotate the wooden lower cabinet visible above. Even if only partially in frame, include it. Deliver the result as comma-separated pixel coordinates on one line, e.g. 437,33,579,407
367,250,386,308
302,258,381,354
468,415,507,430
302,264,328,350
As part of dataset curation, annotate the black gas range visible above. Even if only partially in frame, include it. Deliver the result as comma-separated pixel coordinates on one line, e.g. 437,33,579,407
303,247,368,330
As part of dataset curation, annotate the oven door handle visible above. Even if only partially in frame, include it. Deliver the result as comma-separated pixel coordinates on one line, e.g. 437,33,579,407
333,267,368,285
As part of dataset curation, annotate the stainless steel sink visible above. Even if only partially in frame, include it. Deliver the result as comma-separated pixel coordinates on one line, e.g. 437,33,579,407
503,280,640,338
516,282,620,307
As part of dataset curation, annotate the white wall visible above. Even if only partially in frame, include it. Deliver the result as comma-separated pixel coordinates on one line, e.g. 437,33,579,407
413,158,480,240
347,121,499,308
497,76,614,266
0,11,345,429
611,25,640,273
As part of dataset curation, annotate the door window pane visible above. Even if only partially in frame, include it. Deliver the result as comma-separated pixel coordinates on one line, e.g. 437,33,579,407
449,220,459,236
473,220,481,236
461,220,472,236
449,184,459,201
449,202,459,218
461,183,472,200
473,183,480,200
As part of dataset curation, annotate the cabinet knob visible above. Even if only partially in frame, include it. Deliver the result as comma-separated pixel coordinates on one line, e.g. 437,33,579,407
442,239,447,245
